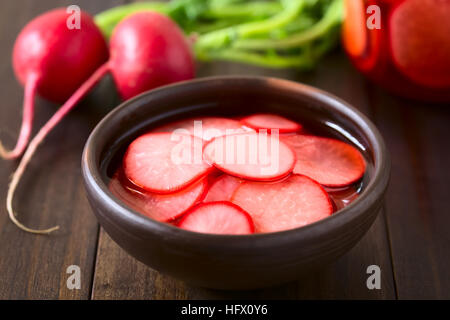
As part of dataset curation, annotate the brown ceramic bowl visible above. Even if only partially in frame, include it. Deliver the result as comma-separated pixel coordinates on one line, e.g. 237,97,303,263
81,76,390,290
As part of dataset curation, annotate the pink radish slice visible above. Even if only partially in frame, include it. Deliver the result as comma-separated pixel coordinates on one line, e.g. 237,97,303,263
178,202,255,235
153,117,252,141
124,133,212,194
203,132,295,181
109,170,207,222
231,174,333,233
282,135,366,187
390,0,450,88
204,175,242,202
1,9,108,160
240,114,302,133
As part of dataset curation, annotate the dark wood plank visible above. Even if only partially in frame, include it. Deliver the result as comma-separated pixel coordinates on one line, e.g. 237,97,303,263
93,212,395,300
279,53,396,300
0,0,122,299
92,52,396,300
369,88,450,299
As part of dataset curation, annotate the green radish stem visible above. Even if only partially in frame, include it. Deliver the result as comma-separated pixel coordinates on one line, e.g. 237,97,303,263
0,73,39,160
7,63,110,234
197,48,315,68
233,0,343,50
195,0,306,51
202,2,282,19
185,19,243,34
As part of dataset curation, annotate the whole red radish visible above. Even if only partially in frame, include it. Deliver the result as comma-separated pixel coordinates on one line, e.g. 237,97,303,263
5,11,195,234
109,11,195,100
0,9,108,160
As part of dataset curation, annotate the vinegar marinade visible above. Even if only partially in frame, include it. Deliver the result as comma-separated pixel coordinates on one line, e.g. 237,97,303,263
107,113,367,235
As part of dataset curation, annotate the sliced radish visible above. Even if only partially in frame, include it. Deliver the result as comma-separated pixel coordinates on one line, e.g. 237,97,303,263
240,114,302,133
124,132,212,194
282,135,366,187
109,170,207,222
390,0,450,88
231,174,333,233
203,132,295,181
178,202,254,235
204,174,242,202
153,117,252,141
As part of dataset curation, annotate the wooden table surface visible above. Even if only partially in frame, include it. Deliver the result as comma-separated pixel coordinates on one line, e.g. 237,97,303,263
1,0,449,300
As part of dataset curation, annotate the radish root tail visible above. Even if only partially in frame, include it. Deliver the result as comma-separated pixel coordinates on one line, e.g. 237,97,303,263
0,74,39,160
5,63,110,235
6,127,60,234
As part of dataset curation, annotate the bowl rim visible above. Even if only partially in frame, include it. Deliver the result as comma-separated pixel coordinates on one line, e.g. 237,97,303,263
82,75,390,247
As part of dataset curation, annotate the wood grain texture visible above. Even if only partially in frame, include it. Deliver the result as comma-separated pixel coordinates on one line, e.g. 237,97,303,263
91,53,396,300
369,89,450,299
0,0,122,299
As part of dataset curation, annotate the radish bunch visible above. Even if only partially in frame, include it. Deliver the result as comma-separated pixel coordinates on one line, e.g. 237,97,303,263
3,10,194,234
0,9,108,160
110,114,366,235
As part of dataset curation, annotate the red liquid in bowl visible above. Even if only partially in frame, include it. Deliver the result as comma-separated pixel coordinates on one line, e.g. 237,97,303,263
343,0,450,102
106,114,368,234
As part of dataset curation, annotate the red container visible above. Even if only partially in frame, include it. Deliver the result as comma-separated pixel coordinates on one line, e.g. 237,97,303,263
342,0,450,102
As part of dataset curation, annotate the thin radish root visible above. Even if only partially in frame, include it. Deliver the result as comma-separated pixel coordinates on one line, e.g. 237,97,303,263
0,74,39,160
6,63,110,234
6,127,60,234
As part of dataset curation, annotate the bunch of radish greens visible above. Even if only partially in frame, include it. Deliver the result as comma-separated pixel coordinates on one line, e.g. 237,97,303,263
96,0,344,69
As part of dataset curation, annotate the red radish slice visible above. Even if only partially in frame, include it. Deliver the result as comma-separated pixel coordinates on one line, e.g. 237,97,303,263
109,170,207,222
124,133,212,194
204,175,242,202
178,202,254,235
282,135,366,187
231,174,333,233
203,132,295,181
154,117,252,141
390,0,450,88
241,114,302,133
